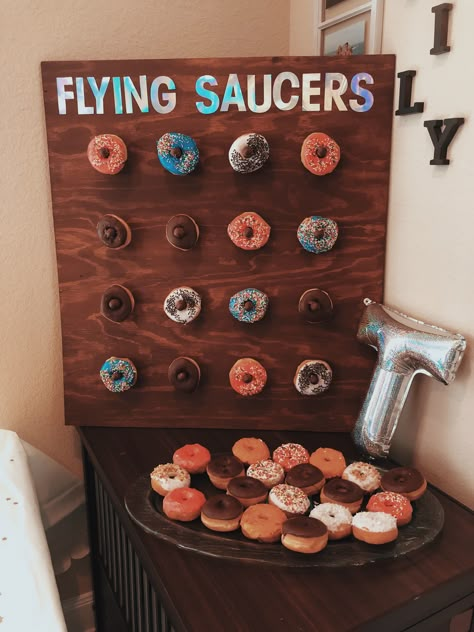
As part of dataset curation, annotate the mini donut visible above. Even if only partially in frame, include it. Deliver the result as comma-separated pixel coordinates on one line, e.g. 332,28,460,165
281,516,328,554
227,212,271,250
298,289,333,324
168,357,201,393
381,467,427,501
166,214,200,251
157,132,199,176
100,357,137,393
269,484,311,517
150,463,191,496
246,459,285,489
200,494,243,532
352,511,398,545
342,462,381,494
162,487,206,522
301,132,340,176
97,214,132,249
285,463,325,496
232,437,270,465
297,216,339,254
227,476,268,507
87,134,127,175
320,477,364,514
294,360,333,396
273,443,310,473
100,285,135,322
309,503,353,540
206,454,245,490
229,358,267,396
229,288,269,324
310,448,346,479
367,492,413,527
228,133,270,174
172,443,211,474
164,287,201,324
240,503,287,543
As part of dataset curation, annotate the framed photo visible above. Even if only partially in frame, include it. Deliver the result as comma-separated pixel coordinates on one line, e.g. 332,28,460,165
316,0,384,55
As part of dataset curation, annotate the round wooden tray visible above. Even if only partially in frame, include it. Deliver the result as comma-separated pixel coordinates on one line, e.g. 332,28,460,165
125,472,444,567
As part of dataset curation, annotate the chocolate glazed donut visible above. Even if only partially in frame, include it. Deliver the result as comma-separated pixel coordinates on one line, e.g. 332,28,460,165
97,214,131,249
166,214,199,251
100,285,135,322
207,454,243,479
286,463,324,489
227,476,267,499
168,357,201,393
282,516,327,538
381,467,425,494
201,495,243,520
323,478,364,504
298,289,333,323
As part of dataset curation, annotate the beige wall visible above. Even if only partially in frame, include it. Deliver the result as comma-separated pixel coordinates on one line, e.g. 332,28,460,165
289,0,473,508
1,0,290,478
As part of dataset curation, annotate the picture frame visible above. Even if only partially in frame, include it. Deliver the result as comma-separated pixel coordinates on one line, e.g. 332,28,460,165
315,0,384,56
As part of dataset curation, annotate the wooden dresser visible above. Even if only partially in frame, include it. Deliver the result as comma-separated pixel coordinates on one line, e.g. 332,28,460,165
79,427,474,632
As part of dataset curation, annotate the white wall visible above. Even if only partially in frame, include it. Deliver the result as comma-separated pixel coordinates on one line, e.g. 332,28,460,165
289,0,473,508
1,0,290,478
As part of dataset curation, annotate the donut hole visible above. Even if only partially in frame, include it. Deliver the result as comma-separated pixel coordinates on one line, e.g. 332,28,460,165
243,300,254,312
175,299,187,311
103,226,117,241
100,147,110,159
111,371,123,381
108,298,122,310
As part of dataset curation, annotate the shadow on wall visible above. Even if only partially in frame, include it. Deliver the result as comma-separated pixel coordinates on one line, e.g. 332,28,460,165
22,441,95,632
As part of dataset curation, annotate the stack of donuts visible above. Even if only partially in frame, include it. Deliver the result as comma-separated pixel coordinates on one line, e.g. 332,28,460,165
150,438,427,554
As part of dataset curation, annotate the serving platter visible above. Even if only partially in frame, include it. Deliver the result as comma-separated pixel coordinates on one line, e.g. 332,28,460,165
125,471,444,568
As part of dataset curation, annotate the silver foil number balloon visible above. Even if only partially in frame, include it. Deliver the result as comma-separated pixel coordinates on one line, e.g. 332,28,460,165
352,299,466,459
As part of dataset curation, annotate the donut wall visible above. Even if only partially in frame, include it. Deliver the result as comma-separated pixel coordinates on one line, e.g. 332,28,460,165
41,56,395,430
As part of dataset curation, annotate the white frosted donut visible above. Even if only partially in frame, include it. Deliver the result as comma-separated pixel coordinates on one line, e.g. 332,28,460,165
309,503,352,540
228,133,270,173
268,484,310,516
352,511,398,544
294,360,333,395
342,462,381,493
150,463,191,495
246,460,285,489
164,286,201,324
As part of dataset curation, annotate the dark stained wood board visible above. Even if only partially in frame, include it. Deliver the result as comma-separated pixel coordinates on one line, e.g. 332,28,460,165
41,55,395,429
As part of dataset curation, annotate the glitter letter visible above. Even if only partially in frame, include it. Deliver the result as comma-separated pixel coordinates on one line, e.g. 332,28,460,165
273,72,299,111
350,73,374,112
221,74,246,112
302,73,321,111
150,76,176,114
87,77,110,115
56,77,74,115
247,74,272,114
113,77,123,114
195,75,219,114
76,78,94,115
324,73,348,111
124,75,149,113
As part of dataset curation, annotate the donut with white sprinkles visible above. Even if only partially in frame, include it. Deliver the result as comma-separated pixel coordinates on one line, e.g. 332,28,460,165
301,132,340,176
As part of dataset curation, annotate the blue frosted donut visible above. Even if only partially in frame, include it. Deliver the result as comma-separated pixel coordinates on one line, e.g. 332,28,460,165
297,216,339,254
157,132,199,175
229,288,269,323
100,356,137,393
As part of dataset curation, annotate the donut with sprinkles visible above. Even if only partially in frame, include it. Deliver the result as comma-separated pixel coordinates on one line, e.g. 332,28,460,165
301,132,340,176
164,287,202,324
294,359,333,396
229,358,267,396
227,212,271,250
157,132,199,176
229,288,269,323
228,133,269,173
297,216,339,254
100,357,137,393
87,134,127,175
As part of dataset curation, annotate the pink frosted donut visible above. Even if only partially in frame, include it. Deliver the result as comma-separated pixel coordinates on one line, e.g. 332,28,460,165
87,134,127,175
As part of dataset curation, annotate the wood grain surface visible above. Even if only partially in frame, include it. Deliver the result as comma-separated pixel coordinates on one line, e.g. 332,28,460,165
42,56,395,429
